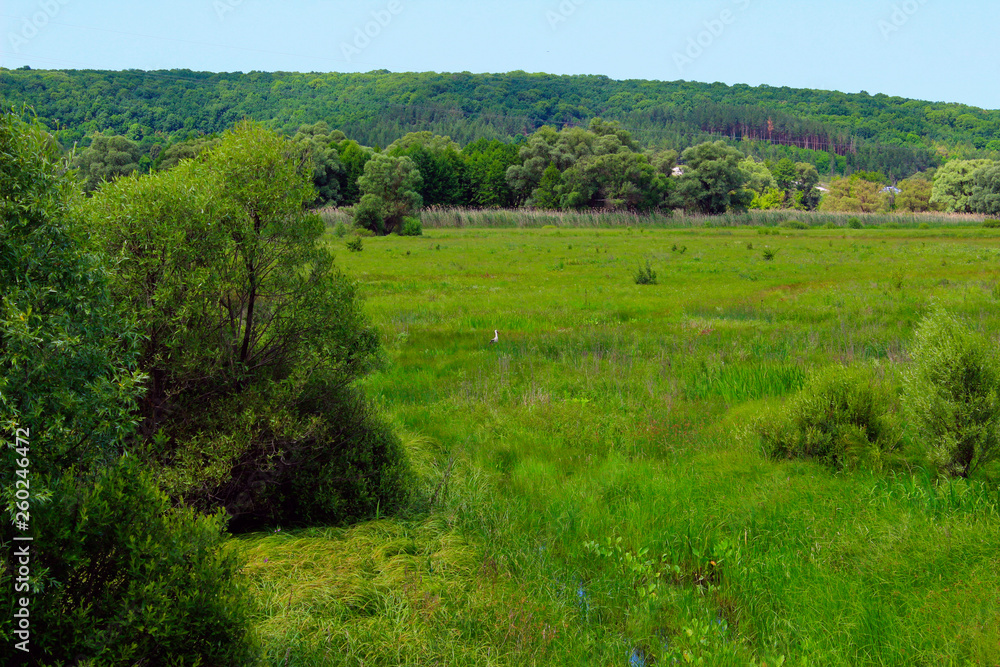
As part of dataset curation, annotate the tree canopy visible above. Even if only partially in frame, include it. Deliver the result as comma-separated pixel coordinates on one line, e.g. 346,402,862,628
82,120,410,527
7,67,999,181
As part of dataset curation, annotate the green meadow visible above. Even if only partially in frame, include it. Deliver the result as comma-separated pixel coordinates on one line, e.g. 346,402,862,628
237,221,1000,666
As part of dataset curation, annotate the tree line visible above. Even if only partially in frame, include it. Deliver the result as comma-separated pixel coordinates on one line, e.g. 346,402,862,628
5,67,1000,180
73,115,1000,235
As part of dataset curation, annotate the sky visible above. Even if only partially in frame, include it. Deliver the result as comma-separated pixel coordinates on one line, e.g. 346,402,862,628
2,0,999,109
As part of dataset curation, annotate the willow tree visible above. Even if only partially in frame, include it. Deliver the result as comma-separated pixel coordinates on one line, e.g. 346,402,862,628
84,121,410,527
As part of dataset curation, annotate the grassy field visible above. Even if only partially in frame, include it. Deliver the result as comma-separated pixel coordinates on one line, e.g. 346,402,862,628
237,219,1000,666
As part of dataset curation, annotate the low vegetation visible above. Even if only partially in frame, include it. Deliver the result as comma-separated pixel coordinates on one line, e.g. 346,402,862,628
6,103,1000,665
231,218,1000,665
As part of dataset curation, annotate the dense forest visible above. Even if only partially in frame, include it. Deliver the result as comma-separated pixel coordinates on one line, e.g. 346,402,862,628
3,68,1000,180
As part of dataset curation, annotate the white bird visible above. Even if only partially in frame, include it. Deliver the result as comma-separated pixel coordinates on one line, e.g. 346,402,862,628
489,330,499,344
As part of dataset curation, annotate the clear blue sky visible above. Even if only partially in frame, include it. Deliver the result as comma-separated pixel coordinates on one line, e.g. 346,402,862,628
2,0,998,109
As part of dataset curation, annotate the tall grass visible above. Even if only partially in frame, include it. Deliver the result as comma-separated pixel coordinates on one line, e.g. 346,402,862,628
235,224,1000,665
418,207,988,230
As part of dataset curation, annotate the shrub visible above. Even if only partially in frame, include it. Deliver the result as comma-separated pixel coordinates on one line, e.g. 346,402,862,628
762,248,775,261
346,234,364,252
25,459,256,665
756,364,901,469
984,219,1000,228
400,216,423,236
848,217,863,229
208,385,413,531
333,220,348,237
782,220,808,229
353,194,385,235
633,260,657,285
902,308,1000,477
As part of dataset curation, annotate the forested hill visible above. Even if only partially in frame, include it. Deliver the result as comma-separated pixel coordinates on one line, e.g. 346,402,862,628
3,68,1000,178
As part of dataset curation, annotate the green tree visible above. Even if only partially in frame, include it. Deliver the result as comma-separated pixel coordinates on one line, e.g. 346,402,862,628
770,158,797,192
968,163,1000,216
83,120,410,526
896,172,940,212
751,187,786,210
506,119,639,206
741,156,779,195
820,175,891,213
73,133,145,191
677,141,752,214
533,163,564,209
355,153,424,234
462,138,520,208
154,134,220,171
1,110,254,665
292,121,346,206
336,138,374,205
388,132,464,207
931,159,994,212
561,150,666,212
794,162,821,210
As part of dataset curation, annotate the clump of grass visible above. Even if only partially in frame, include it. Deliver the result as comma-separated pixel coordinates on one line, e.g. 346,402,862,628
345,235,363,252
782,220,808,230
684,362,805,402
633,260,657,285
762,248,776,261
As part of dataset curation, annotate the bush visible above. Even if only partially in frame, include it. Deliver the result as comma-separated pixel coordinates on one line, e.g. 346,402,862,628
207,385,413,531
21,459,256,665
353,194,385,235
848,217,863,229
902,308,1000,477
333,220,348,237
400,216,423,236
782,219,808,229
346,234,364,252
762,248,776,261
984,219,1000,228
633,260,657,285
756,364,901,469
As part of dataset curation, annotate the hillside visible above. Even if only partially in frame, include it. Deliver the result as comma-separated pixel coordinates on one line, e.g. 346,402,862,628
3,68,999,178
